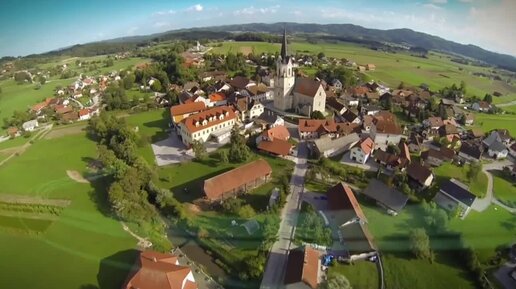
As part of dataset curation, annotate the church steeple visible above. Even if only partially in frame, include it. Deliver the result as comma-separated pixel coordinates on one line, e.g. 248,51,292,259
280,26,287,61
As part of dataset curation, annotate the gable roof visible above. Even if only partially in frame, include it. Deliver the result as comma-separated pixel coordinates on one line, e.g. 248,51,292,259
170,102,206,116
406,163,433,185
262,125,290,140
341,109,359,122
293,78,323,97
298,119,337,134
489,140,508,153
354,137,375,155
373,112,402,134
284,247,320,289
313,133,360,154
180,106,236,133
203,159,272,200
336,122,361,135
258,139,293,156
326,97,346,112
124,250,196,289
230,76,250,90
459,141,483,159
362,179,409,212
439,179,476,207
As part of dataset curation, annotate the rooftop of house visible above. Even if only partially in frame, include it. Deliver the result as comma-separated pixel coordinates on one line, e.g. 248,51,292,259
362,179,409,212
293,78,323,97
298,119,337,134
262,125,290,141
313,133,360,153
373,112,402,134
170,102,206,116
326,97,346,112
341,109,359,122
439,179,476,207
203,159,272,200
406,163,433,185
230,76,250,90
354,137,375,155
258,139,293,156
284,246,320,289
180,106,236,133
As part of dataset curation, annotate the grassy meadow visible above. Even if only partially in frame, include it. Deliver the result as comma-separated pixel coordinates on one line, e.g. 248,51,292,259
474,112,516,136
434,162,488,197
0,132,136,289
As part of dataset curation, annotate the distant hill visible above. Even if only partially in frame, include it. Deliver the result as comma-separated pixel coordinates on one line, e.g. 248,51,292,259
43,22,516,72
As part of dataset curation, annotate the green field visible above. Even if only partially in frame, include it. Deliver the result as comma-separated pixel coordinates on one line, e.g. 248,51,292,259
434,162,487,197
211,41,516,103
0,131,135,289
492,171,516,208
474,112,516,136
329,260,378,289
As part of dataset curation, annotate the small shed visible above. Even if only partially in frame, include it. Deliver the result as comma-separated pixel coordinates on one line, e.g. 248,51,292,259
240,219,260,235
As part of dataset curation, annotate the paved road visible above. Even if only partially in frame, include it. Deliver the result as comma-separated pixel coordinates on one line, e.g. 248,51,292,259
472,159,515,212
260,142,308,289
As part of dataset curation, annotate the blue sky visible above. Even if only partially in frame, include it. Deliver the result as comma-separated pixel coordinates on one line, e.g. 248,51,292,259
0,0,515,57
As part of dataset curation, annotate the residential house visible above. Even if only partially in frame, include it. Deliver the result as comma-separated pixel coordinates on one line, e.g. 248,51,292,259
203,159,272,201
255,111,285,129
341,95,359,107
230,76,253,90
464,113,474,126
298,119,338,140
326,97,347,116
170,102,206,124
284,246,321,289
421,147,455,166
22,120,39,132
360,104,381,116
123,250,197,289
311,133,360,158
366,64,376,71
407,132,424,153
424,116,444,131
336,122,361,136
471,101,491,112
257,139,293,157
350,137,375,164
369,111,404,149
61,111,79,122
458,141,483,162
244,100,264,121
340,109,360,124
467,128,484,140
78,109,91,121
365,92,380,103
406,163,434,189
330,79,343,91
438,124,460,143
55,105,73,115
362,115,374,132
361,179,409,215
483,129,512,146
487,141,508,159
433,179,476,218
326,183,376,253
256,125,290,144
177,106,237,147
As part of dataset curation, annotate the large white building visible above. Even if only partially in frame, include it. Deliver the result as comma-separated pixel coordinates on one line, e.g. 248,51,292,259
273,29,326,116
177,106,237,147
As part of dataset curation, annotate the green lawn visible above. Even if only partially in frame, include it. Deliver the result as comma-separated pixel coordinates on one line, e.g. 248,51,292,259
123,109,170,164
0,132,136,289
474,112,516,136
434,162,487,197
0,136,29,150
329,262,378,289
211,41,516,103
491,171,516,208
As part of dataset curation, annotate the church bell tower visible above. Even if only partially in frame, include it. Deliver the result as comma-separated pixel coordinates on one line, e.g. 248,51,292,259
273,27,295,111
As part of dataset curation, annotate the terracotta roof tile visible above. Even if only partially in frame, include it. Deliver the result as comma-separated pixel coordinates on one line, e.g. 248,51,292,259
180,106,236,134
170,102,206,116
298,119,337,134
258,139,293,156
293,78,322,97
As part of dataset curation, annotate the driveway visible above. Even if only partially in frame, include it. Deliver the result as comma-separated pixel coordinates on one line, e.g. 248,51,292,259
340,152,378,172
493,262,516,289
151,132,230,166
471,159,515,212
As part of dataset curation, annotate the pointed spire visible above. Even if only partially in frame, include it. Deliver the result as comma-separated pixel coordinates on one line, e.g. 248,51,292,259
280,25,287,60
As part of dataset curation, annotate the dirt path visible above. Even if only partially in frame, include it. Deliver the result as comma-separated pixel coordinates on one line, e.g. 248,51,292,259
120,221,153,248
44,123,86,140
66,170,90,184
0,125,52,167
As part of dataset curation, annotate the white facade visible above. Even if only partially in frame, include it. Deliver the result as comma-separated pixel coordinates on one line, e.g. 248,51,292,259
244,102,264,121
273,57,295,111
22,120,39,132
350,147,370,164
178,117,236,146
488,148,508,159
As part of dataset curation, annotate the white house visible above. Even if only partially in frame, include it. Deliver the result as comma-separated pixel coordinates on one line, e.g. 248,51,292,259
244,100,264,121
79,109,91,121
22,120,39,132
177,106,237,147
350,137,375,164
487,141,509,159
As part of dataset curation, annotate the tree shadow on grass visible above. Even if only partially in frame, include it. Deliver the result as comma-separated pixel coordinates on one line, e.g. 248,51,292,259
78,284,99,289
170,167,234,203
87,176,115,217
97,249,139,289
142,118,169,143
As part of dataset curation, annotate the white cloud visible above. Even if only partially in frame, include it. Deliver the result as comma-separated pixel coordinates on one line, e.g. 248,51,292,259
127,27,139,35
153,10,176,16
186,4,203,12
459,0,473,2
431,0,447,3
290,10,303,16
154,22,172,29
423,3,444,10
234,5,280,16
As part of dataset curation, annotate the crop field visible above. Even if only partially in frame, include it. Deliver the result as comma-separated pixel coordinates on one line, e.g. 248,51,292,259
211,41,516,103
0,131,135,289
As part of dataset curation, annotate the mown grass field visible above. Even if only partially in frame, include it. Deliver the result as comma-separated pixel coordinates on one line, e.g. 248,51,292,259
0,132,136,289
474,112,516,136
329,262,378,289
211,41,516,103
492,171,516,208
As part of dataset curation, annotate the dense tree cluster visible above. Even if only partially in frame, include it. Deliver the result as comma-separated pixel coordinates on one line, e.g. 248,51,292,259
229,126,251,163
409,228,434,262
315,66,359,89
295,203,332,246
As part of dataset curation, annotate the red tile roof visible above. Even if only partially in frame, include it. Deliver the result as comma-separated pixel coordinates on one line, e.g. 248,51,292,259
55,105,73,115
124,250,196,289
355,137,375,155
298,119,337,134
302,247,320,289
203,159,272,200
258,139,293,156
293,78,322,97
180,106,236,133
78,109,90,117
170,102,206,116
262,125,290,141
209,92,226,102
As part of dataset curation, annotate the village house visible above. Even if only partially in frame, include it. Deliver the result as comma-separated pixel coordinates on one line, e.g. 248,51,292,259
458,141,484,162
177,106,236,146
336,122,362,136
123,250,197,289
256,126,293,157
360,104,381,116
254,111,285,129
78,109,91,121
340,95,360,107
471,101,491,112
298,119,339,140
350,137,375,164
438,123,460,143
421,147,455,166
284,246,321,289
208,92,228,107
6,127,18,138
433,179,476,218
340,109,361,124
407,132,424,153
203,159,272,201
424,116,444,131
369,111,404,149
22,120,39,132
326,97,347,116
487,141,508,159
170,102,206,125
406,163,434,189
361,179,409,215
311,133,360,158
